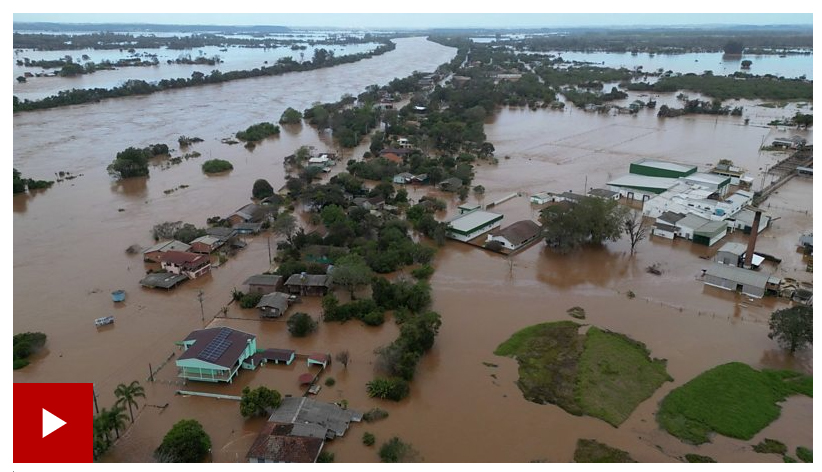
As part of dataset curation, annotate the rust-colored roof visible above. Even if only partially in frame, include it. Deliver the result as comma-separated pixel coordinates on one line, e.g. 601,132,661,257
160,250,209,268
308,353,329,363
246,422,323,463
381,152,403,164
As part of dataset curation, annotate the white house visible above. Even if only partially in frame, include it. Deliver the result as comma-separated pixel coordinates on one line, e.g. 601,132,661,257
447,210,504,242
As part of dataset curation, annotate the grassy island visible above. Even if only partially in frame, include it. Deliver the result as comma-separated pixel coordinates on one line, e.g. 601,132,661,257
495,321,671,426
657,362,812,444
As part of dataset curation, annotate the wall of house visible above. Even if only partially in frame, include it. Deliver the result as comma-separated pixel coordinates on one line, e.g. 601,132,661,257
448,220,503,242
704,276,765,298
652,228,676,239
716,251,740,266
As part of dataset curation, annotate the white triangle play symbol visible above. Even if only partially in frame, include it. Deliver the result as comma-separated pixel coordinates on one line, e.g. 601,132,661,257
42,408,66,438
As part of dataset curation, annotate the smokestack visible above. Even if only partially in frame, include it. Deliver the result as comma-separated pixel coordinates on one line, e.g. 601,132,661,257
743,210,762,269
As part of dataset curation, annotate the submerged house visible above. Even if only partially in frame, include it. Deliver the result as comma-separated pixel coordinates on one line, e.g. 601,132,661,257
486,220,542,251
256,292,292,318
160,251,212,279
246,422,324,463
284,274,331,296
243,274,284,294
176,327,257,383
190,235,224,254
142,240,191,263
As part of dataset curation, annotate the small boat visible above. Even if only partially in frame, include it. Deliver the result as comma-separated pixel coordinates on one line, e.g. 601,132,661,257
95,316,115,327
111,289,126,302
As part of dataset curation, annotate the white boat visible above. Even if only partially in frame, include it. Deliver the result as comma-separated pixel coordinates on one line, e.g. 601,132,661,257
95,316,115,327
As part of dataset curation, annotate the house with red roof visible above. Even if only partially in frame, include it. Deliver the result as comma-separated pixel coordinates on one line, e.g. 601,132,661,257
160,250,211,279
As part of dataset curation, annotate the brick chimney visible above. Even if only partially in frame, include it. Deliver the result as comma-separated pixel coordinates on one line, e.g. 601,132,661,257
743,210,762,269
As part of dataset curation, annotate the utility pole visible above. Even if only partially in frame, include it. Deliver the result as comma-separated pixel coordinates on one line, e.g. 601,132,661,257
93,384,99,414
197,290,205,327
267,234,272,264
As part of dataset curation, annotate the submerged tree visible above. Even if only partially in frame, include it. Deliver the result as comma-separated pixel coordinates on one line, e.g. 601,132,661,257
623,210,650,255
768,306,812,354
240,386,282,417
540,196,628,253
155,419,211,463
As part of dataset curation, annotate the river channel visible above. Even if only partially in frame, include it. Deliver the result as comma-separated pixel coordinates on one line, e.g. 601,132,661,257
13,35,812,463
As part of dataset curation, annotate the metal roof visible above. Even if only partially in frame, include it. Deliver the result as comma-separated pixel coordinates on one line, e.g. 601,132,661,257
607,174,679,191
447,210,504,234
677,214,710,230
704,263,770,288
694,220,727,237
243,274,283,286
142,239,191,254
178,327,255,368
285,274,330,288
139,272,188,289
256,292,291,311
682,172,731,186
717,242,748,256
632,158,696,174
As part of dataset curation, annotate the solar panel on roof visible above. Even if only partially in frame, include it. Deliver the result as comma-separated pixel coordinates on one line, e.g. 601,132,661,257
197,329,234,363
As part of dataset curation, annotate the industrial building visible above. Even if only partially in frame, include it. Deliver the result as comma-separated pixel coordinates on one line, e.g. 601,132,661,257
446,209,504,242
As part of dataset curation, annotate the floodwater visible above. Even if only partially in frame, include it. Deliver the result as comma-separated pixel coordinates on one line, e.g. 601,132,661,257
532,50,813,79
13,42,383,101
13,36,812,463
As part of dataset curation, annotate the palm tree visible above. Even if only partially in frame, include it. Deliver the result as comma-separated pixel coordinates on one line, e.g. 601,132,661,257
114,380,146,423
93,412,111,448
105,406,128,440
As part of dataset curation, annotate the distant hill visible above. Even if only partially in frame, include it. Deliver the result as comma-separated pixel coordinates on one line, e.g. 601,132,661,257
13,22,291,34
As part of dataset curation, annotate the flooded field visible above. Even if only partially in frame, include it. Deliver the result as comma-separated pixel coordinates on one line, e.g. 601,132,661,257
13,42,383,101
13,36,813,463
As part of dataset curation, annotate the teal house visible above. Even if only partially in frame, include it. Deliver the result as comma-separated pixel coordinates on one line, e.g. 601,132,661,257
176,327,257,383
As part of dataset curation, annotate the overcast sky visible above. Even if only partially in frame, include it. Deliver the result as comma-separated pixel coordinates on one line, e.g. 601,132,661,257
12,12,813,29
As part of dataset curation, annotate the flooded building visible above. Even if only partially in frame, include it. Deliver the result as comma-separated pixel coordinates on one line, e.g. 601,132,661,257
228,203,267,226
715,241,764,268
607,174,679,201
243,274,284,295
246,422,324,463
629,158,697,178
175,327,257,383
189,235,224,254
730,209,772,234
284,274,331,296
159,251,212,279
703,263,774,298
587,188,620,201
486,220,542,251
652,211,686,239
446,209,504,242
255,292,292,318
141,240,191,263
138,272,188,290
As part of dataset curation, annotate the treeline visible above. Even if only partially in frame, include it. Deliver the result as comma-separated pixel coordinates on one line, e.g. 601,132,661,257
626,72,813,101
657,99,743,118
513,27,813,54
13,31,386,51
13,41,396,113
13,168,53,194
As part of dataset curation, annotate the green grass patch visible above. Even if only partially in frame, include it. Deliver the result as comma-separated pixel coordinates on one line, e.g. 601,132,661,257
685,453,716,463
496,321,670,426
753,438,787,455
657,362,813,444
573,439,636,463
796,446,812,463
576,327,672,426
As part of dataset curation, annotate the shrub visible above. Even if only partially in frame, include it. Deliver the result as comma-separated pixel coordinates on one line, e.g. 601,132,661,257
154,419,211,463
796,447,812,463
202,159,234,174
239,292,263,309
317,451,335,463
324,377,336,387
410,265,435,280
366,377,410,401
236,122,280,142
363,432,376,446
279,107,302,125
685,454,716,463
362,408,389,422
379,437,419,462
287,312,318,337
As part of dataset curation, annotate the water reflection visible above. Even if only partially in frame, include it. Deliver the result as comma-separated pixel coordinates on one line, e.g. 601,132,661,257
110,177,148,198
536,244,632,288
13,193,29,213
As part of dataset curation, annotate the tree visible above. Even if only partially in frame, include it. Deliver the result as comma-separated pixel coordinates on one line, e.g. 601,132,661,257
623,210,649,255
335,350,350,368
741,60,753,69
240,386,282,418
287,312,318,337
105,405,128,439
202,159,233,174
541,196,628,253
379,436,421,462
272,213,297,244
330,254,374,299
768,306,812,354
723,40,744,55
155,419,211,462
252,179,274,200
279,107,302,125
107,147,149,179
794,112,813,129
114,380,146,423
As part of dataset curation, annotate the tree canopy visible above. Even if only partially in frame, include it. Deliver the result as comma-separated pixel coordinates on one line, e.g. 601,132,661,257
240,386,282,418
768,306,812,354
107,147,150,179
252,179,274,200
287,312,318,337
540,196,628,253
330,254,375,298
154,419,211,462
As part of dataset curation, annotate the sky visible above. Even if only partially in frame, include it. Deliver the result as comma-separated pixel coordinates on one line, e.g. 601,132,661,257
12,9,814,29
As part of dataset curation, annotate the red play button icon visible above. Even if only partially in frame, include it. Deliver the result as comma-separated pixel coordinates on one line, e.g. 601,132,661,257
14,383,92,463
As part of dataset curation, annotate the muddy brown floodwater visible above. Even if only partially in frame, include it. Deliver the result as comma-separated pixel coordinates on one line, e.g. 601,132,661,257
13,36,812,463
